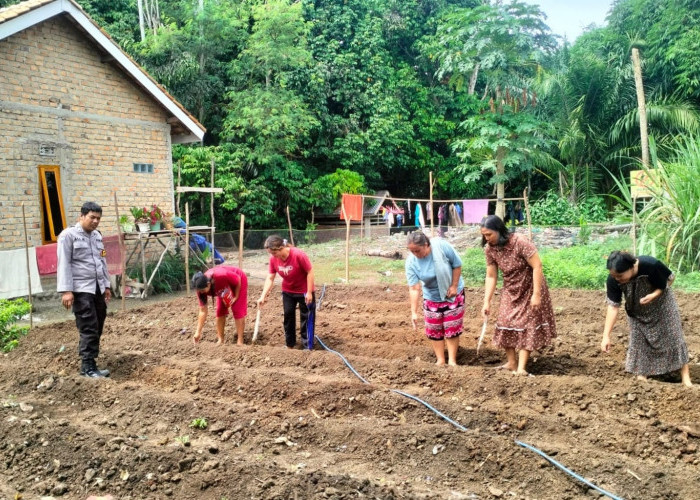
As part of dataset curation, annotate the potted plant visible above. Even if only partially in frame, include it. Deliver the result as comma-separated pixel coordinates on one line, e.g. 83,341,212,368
130,206,150,233
147,204,164,231
119,214,134,233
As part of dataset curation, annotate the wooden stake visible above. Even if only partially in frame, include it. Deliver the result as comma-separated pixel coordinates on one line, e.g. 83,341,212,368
185,202,190,293
238,214,245,268
429,171,434,236
21,203,33,328
210,159,216,266
342,203,350,283
523,188,532,241
113,191,127,311
286,205,295,246
632,196,637,254
360,195,364,254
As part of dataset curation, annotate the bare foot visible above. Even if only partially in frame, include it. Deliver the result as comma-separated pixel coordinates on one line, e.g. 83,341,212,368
192,334,202,344
216,337,225,345
682,379,693,388
237,340,244,346
513,369,532,377
448,362,458,367
494,363,516,371
435,360,446,366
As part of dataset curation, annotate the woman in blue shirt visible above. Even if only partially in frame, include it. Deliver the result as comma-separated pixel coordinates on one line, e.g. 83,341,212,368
405,232,465,366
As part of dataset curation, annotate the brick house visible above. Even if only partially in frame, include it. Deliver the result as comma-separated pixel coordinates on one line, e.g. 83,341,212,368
0,0,205,250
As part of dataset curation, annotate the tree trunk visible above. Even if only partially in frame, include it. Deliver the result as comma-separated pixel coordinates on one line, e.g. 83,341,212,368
468,62,480,95
495,146,506,220
137,0,145,41
631,47,649,168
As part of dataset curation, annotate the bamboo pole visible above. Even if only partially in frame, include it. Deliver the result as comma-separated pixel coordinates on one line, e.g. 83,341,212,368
21,203,33,328
360,195,364,254
632,196,637,254
238,214,245,268
185,202,190,293
285,205,295,246
342,203,350,283
139,234,147,298
113,192,127,311
176,160,181,217
523,188,532,241
210,159,216,266
429,171,434,236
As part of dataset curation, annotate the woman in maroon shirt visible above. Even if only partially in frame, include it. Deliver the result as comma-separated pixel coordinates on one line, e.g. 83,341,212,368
257,235,315,349
192,266,248,345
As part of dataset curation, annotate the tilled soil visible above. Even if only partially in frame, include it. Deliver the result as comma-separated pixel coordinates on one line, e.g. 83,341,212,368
1,285,699,500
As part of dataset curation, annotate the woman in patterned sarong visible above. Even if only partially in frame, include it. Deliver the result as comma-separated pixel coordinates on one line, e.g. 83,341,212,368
480,215,557,376
405,232,465,366
601,251,692,387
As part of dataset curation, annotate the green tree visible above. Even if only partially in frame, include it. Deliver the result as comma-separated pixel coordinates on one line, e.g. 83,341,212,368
434,0,558,218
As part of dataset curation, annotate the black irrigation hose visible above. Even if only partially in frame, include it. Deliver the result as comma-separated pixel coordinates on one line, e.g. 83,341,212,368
312,284,626,500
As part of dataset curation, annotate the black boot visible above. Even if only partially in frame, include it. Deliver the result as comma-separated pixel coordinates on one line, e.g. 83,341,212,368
80,359,108,378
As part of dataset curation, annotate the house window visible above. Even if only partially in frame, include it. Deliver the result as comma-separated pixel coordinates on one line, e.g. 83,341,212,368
38,165,67,244
133,163,154,173
39,144,56,156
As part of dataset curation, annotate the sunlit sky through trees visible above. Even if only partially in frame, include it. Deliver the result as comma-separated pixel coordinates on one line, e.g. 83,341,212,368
526,0,612,41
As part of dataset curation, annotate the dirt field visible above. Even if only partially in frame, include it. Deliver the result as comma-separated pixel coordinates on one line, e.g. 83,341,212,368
1,282,699,500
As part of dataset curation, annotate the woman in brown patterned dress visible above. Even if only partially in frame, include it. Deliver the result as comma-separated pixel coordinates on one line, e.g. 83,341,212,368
480,215,557,375
601,251,692,387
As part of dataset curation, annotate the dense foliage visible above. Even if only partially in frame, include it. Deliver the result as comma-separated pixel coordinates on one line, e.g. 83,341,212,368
3,0,697,268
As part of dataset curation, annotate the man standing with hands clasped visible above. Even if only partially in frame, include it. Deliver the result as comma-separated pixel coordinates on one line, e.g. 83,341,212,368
57,202,112,378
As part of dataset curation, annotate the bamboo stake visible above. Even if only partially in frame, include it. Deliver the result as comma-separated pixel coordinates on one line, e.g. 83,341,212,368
210,159,216,267
21,203,33,328
429,171,434,236
342,203,350,283
285,205,295,246
523,188,532,241
113,192,127,311
632,196,637,254
238,214,245,268
185,202,190,293
360,195,364,254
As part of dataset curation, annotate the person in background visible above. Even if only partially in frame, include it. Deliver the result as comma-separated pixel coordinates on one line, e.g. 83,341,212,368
257,235,315,349
405,232,465,366
480,215,556,376
192,266,248,345
57,201,111,378
601,251,692,387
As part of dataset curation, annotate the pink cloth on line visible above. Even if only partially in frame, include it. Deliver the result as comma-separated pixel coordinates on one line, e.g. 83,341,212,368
462,199,490,224
36,234,123,276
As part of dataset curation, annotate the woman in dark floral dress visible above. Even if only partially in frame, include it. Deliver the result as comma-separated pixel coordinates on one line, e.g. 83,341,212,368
601,251,692,387
480,215,557,375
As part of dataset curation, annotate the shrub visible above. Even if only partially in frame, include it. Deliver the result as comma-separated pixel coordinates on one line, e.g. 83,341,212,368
529,194,607,225
0,298,31,352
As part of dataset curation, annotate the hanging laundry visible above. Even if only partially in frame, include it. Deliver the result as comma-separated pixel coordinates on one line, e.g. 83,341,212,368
448,204,462,227
340,194,363,221
0,247,43,299
462,199,490,223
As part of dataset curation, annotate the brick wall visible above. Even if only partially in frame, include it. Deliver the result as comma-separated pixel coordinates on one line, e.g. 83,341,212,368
0,15,176,250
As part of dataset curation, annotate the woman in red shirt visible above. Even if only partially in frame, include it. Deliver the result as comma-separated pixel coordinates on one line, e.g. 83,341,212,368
192,266,248,345
257,235,315,348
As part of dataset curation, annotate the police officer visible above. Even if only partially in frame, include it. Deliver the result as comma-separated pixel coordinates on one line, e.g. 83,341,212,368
57,201,112,378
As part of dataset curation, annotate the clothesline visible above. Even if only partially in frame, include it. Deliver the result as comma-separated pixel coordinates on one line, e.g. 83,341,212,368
360,194,527,203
